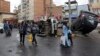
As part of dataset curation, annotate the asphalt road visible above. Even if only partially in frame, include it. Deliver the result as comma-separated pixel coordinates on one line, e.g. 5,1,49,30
0,29,100,56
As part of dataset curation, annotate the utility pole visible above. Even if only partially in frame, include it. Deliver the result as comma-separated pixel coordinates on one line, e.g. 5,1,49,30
68,0,72,28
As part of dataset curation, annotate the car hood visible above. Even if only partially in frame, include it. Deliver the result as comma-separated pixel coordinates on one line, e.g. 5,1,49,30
0,27,3,29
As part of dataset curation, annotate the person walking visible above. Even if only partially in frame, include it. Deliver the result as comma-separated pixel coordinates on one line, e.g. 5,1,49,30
19,21,27,45
30,21,38,45
61,20,73,47
9,22,13,31
53,20,57,37
4,21,11,36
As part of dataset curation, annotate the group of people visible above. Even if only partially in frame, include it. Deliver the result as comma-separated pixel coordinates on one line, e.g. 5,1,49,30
18,20,39,45
18,20,73,47
3,19,73,47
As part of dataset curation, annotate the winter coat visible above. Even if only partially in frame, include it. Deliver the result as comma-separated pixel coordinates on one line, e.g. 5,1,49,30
19,23,27,35
31,24,39,34
4,23,10,31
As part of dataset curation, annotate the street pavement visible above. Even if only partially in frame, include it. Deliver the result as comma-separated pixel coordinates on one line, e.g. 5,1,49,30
0,29,100,56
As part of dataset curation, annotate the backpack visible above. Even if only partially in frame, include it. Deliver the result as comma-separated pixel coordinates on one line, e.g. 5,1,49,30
31,25,39,33
19,25,24,34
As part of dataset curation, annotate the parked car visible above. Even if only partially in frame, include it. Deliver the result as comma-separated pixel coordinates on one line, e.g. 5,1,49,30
0,23,4,33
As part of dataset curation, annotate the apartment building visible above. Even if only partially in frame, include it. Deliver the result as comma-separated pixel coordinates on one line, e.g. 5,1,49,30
21,0,34,20
0,0,10,13
19,0,62,21
21,0,50,21
62,1,78,19
89,0,100,15
17,5,23,21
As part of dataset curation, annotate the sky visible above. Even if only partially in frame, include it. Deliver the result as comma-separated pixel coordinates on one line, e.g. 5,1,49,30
6,0,89,12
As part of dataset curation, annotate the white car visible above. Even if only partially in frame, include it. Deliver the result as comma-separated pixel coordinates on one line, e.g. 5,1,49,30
0,23,4,33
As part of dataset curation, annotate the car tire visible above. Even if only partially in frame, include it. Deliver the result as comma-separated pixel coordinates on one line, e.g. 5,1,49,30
0,29,4,33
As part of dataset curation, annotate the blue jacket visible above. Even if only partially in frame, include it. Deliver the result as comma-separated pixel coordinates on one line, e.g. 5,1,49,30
4,23,10,30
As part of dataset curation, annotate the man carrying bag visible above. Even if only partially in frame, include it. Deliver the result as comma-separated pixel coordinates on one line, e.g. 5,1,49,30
30,21,39,45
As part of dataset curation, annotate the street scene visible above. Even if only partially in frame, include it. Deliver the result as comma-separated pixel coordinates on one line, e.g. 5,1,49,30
0,0,100,56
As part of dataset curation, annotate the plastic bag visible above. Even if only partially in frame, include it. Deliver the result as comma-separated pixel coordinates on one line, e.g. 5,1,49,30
27,34,33,43
60,36,66,46
16,34,20,41
60,35,71,47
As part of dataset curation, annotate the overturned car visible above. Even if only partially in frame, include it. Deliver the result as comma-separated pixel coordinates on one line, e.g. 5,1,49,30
72,11,99,34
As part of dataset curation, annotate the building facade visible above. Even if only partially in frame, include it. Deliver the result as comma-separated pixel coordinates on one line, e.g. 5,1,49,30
17,5,23,22
63,1,89,19
89,0,100,15
0,0,10,13
18,0,62,21
21,0,34,20
62,1,78,19
0,0,17,23
0,12,16,22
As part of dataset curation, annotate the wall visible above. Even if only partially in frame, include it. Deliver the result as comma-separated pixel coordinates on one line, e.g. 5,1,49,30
89,0,100,15
20,0,62,21
29,0,34,20
34,0,52,21
0,0,10,12
77,4,89,15
0,15,2,22
63,4,89,18
0,13,15,22
34,0,44,21
52,6,62,20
